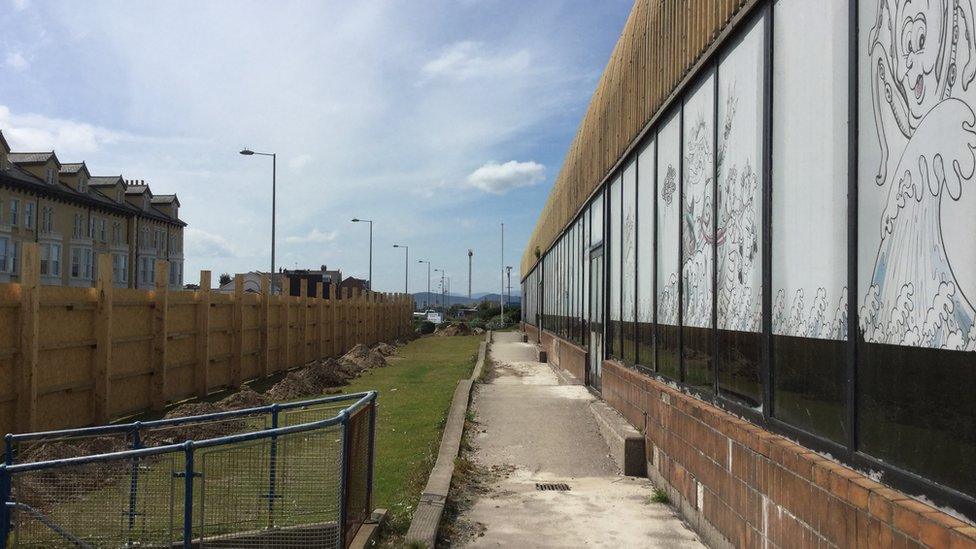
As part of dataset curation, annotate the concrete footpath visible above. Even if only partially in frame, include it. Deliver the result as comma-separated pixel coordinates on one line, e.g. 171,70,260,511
453,331,703,548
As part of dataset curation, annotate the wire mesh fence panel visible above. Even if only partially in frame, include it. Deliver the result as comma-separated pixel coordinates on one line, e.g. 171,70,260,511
142,415,271,448
343,403,373,545
279,402,350,427
10,431,133,466
9,449,184,548
196,427,343,548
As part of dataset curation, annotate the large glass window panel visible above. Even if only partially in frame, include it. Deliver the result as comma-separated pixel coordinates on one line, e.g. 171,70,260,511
857,0,976,495
657,112,681,379
682,74,715,392
609,176,622,359
772,0,848,443
637,140,656,367
716,15,764,409
622,159,637,364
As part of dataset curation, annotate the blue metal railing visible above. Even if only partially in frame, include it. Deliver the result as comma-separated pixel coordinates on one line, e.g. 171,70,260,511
0,391,377,548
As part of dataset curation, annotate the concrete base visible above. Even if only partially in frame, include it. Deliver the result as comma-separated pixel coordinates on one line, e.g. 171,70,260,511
349,508,388,549
589,399,647,477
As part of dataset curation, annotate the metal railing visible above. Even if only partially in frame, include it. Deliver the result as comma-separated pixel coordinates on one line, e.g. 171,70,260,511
0,392,377,548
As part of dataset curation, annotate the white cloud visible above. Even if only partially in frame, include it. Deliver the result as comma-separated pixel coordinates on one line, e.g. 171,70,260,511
11,0,28,11
0,105,126,156
465,160,545,194
5,52,28,70
285,228,338,244
422,41,531,81
288,154,313,171
184,227,237,258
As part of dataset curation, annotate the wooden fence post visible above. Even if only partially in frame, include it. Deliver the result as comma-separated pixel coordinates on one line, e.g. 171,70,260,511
339,288,353,356
230,274,243,387
300,279,309,365
93,253,113,424
280,289,290,371
195,271,211,397
151,260,170,411
260,276,271,377
329,284,338,357
15,242,39,432
316,282,324,360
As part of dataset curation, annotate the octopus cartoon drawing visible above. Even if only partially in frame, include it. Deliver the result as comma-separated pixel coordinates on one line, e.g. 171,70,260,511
862,0,976,350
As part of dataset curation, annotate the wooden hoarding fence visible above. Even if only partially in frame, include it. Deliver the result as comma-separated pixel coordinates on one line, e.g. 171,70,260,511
0,243,413,434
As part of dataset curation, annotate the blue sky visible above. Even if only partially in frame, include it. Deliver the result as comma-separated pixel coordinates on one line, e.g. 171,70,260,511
0,0,630,294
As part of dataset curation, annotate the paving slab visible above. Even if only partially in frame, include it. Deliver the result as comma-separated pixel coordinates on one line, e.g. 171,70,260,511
453,331,703,548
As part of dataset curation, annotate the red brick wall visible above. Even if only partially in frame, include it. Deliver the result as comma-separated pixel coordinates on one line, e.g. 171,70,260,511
602,360,976,549
555,337,586,382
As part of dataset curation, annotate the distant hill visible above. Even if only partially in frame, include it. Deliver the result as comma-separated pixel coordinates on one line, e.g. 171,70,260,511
411,292,520,309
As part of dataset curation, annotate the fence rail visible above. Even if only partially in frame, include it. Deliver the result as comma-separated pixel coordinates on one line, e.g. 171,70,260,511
1,242,412,435
0,391,377,548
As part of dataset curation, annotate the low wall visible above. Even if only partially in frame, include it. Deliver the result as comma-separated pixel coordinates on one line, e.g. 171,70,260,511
522,322,540,344
536,329,587,383
602,360,976,549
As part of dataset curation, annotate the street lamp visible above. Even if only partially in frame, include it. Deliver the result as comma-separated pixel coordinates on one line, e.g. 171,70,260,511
351,218,373,291
239,148,276,293
434,268,447,311
417,259,431,310
393,244,408,294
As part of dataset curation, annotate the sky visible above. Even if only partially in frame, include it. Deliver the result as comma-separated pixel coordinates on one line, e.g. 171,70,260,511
0,0,631,294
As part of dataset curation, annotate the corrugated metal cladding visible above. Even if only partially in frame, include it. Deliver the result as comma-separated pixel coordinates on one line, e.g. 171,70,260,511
521,0,754,277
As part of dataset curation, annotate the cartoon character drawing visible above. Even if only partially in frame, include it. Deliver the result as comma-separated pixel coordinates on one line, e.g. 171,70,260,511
683,115,714,327
863,0,976,350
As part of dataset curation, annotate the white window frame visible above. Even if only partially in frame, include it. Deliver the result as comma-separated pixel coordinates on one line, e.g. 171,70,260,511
24,202,34,230
70,246,94,280
112,253,128,284
40,242,61,278
10,200,19,227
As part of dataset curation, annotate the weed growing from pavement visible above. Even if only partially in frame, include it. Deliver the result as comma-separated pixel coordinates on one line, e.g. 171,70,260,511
649,488,671,504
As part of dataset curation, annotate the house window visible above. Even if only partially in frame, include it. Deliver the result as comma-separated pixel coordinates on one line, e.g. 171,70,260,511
99,218,107,242
139,256,155,285
41,206,55,234
45,168,56,185
112,253,128,284
70,247,94,280
141,227,150,248
73,213,83,238
151,229,159,249
24,202,34,230
111,222,122,245
78,175,87,193
10,200,19,226
40,243,61,277
0,237,8,273
89,217,96,238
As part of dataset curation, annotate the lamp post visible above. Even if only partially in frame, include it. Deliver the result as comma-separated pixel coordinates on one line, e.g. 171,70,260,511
417,259,431,310
506,266,513,310
500,222,505,317
467,249,473,301
393,244,408,294
239,148,276,293
351,218,373,291
434,268,445,311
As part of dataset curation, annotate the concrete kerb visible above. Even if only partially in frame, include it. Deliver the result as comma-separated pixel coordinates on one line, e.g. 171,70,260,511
404,330,491,547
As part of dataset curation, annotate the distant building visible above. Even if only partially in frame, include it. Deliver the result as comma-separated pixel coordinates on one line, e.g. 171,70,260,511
0,130,185,289
337,276,368,296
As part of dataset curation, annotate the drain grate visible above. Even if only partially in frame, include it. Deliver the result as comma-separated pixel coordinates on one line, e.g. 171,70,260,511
535,483,571,491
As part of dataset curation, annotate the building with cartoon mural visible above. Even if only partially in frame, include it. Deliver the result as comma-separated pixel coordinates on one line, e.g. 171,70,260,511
521,0,976,546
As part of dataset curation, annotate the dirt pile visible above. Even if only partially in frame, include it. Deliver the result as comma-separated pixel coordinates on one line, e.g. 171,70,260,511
435,323,474,337
372,342,398,356
147,402,247,445
340,344,388,371
218,386,270,410
20,435,128,464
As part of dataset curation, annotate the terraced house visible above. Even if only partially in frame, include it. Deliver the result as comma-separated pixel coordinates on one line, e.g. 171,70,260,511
0,130,185,289
522,0,976,547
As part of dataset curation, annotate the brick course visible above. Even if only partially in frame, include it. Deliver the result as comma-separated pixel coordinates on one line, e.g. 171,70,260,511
596,356,976,548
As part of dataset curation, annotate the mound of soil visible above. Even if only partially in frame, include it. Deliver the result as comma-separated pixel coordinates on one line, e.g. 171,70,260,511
343,343,371,362
266,371,317,401
20,435,128,463
301,358,350,389
372,342,398,356
218,386,270,410
435,323,474,337
147,402,247,445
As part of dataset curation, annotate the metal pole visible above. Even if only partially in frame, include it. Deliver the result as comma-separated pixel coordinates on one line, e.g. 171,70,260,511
468,249,473,301
182,442,195,549
368,221,373,291
271,154,276,294
404,247,408,294
500,223,505,317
